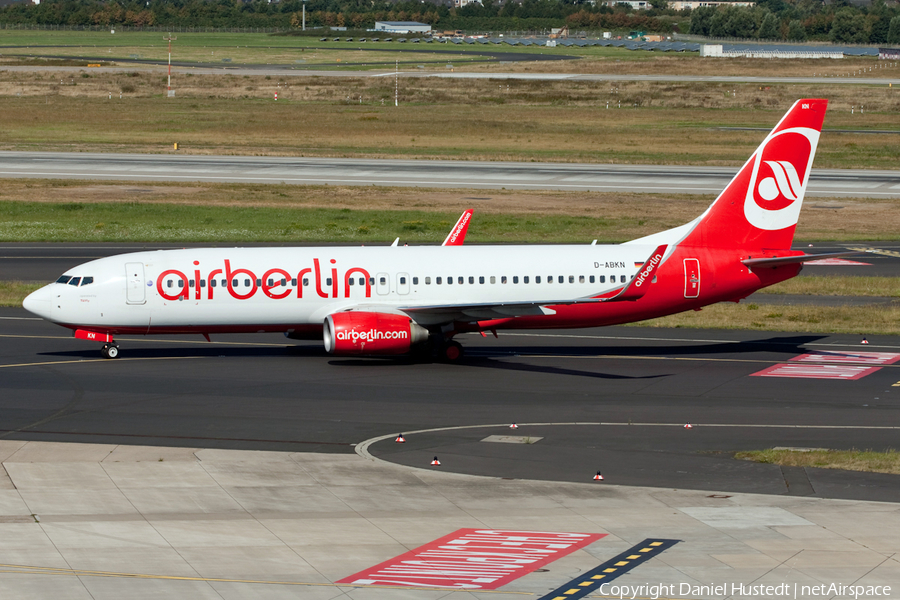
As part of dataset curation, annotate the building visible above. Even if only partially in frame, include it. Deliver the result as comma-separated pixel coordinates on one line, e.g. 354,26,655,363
668,1,755,8
879,48,900,60
374,21,432,34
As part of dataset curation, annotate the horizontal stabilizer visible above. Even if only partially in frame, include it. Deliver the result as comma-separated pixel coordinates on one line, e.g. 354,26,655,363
742,250,863,269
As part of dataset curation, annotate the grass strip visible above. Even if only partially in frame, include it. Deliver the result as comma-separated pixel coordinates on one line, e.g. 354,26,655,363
628,302,900,335
735,448,900,475
0,281,43,307
759,276,900,297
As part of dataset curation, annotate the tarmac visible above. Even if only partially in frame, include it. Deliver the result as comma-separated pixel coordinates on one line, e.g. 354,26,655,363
0,441,897,600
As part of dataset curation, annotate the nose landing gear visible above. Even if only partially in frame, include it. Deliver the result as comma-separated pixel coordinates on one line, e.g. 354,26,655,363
101,343,119,359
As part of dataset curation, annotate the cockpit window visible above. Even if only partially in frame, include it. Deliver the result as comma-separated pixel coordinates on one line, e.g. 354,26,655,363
68,277,81,286
56,275,72,284
81,277,93,286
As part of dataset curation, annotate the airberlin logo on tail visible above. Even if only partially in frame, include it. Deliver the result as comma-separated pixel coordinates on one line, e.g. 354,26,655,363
744,127,819,231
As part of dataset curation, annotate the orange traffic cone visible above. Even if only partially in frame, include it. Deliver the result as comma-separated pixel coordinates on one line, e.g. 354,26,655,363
395,434,406,443
861,337,869,344
509,423,518,429
593,471,604,481
431,456,441,466
684,423,693,429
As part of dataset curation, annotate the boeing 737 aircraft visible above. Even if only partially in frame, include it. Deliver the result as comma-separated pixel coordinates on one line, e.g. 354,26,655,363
24,99,843,361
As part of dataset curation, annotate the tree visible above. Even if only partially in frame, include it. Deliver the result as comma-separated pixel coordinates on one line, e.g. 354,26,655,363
787,19,807,41
830,7,868,43
689,6,715,36
757,12,779,39
889,16,900,44
725,8,756,38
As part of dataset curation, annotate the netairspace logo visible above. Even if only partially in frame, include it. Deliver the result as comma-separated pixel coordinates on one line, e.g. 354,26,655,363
336,329,408,343
600,583,892,599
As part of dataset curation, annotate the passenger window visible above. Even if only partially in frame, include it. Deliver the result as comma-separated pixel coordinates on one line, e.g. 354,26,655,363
621,275,626,283
189,280,194,288
468,276,474,284
536,276,541,284
600,275,606,283
412,277,418,285
232,279,238,287
579,276,585,283
559,276,564,284
501,276,507,284
200,280,206,288
548,276,553,284
281,278,286,286
348,278,354,286
490,276,496,284
68,277,81,286
268,279,274,286
244,279,251,287
291,278,297,286
167,280,173,288
211,279,217,288
178,280,185,288
56,275,72,284
358,278,365,285
437,277,442,284
221,279,226,287
425,277,431,284
81,277,93,286
524,276,529,284
458,277,464,285
400,276,406,285
379,276,386,285
569,276,574,283
479,276,484,284
256,279,261,286
447,277,453,285
303,278,310,286
590,275,595,283
513,276,518,284
369,277,374,286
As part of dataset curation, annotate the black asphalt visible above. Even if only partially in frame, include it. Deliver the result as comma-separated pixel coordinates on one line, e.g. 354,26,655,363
1,307,898,502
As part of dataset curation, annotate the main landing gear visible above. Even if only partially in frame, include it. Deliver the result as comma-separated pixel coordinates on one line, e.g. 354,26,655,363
441,340,464,362
101,343,119,359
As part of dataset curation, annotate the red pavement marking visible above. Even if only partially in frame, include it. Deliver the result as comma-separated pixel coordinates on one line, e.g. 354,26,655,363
804,258,871,266
336,529,606,590
790,351,900,365
752,364,881,380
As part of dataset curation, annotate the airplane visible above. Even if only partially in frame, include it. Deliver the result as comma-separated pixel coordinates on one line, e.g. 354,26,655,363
23,99,847,361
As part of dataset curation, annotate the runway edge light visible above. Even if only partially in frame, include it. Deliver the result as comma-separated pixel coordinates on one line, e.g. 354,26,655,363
395,434,406,443
510,423,518,429
684,423,693,429
431,456,441,466
594,471,604,481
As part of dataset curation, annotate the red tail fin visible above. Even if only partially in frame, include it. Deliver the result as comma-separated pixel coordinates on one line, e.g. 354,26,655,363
681,99,828,251
443,209,474,246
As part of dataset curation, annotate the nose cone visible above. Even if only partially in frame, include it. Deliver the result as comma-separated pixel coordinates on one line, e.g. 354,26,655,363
23,286,53,320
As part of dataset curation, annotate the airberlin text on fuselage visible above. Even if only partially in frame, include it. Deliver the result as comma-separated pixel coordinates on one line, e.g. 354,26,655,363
156,258,371,302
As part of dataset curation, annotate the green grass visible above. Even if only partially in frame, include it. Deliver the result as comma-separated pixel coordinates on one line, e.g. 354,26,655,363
0,201,628,243
759,276,900,297
735,448,900,475
0,281,43,307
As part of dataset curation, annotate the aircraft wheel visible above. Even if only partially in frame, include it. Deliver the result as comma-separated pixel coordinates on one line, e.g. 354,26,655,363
441,340,464,362
101,344,119,359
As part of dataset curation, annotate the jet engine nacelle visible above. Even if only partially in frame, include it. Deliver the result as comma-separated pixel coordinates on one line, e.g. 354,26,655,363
324,312,429,355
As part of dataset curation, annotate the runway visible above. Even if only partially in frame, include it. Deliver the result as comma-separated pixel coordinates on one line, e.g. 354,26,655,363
1,307,898,502
1,151,899,197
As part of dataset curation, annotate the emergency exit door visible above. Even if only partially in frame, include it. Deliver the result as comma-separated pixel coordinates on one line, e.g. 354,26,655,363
683,258,700,299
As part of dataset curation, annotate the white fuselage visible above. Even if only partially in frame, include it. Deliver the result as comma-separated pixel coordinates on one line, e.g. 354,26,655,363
25,244,657,334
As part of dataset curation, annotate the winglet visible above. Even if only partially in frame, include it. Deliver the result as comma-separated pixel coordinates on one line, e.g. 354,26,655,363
442,209,474,246
604,244,667,302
